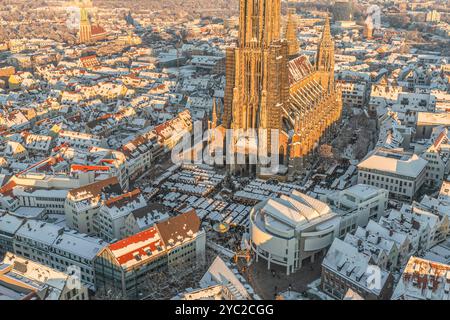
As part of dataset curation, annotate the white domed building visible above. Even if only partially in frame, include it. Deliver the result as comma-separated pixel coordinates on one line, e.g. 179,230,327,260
250,190,341,275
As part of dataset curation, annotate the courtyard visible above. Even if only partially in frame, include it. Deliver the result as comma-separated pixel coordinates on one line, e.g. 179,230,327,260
238,252,325,299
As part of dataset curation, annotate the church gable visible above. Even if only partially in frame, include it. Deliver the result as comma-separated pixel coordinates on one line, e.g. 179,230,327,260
288,55,314,86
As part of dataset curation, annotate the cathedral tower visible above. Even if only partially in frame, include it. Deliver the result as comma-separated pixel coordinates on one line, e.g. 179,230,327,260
315,16,335,92
285,7,300,57
78,6,92,44
222,1,341,178
223,0,289,156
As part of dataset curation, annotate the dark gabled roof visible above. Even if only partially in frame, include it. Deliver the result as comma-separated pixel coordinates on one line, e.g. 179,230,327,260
131,203,168,219
156,210,200,246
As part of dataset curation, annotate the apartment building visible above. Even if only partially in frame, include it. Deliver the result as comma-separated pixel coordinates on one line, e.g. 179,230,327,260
325,184,389,228
0,212,25,256
120,131,162,181
416,112,450,140
95,189,147,241
418,128,450,188
0,252,89,300
368,83,402,115
392,256,450,300
321,238,395,300
339,82,367,108
84,147,129,190
122,203,170,237
393,93,436,127
94,210,206,298
12,218,106,289
65,177,123,235
173,256,258,300
394,204,449,251
154,109,193,150
0,181,20,211
345,228,400,272
57,130,106,149
347,202,450,270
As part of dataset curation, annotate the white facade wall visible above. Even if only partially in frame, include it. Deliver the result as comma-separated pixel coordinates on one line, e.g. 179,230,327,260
13,222,104,289
357,169,426,202
15,190,67,214
422,151,448,188
65,198,100,235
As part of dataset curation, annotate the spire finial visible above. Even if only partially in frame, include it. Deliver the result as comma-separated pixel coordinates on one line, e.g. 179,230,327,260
322,15,331,42
285,5,299,56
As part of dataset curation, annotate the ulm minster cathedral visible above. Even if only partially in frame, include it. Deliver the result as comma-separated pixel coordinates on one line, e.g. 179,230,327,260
211,1,343,180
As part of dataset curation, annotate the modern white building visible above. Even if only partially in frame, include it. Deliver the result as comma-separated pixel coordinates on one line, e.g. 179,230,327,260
250,190,341,275
325,184,389,228
357,148,428,201
57,130,105,149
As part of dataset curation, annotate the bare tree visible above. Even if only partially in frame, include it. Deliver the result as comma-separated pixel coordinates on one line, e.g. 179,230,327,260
319,144,335,166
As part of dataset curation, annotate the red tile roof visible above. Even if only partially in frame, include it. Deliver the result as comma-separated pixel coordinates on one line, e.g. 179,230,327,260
0,180,16,196
91,25,107,36
70,164,110,173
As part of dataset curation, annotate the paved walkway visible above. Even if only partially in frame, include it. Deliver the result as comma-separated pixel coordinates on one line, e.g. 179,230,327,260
239,254,324,299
